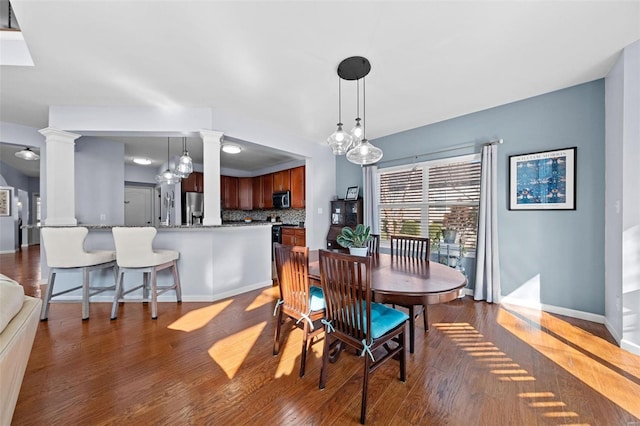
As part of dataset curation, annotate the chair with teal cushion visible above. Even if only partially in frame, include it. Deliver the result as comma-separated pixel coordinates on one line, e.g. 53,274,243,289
318,249,408,425
273,243,325,377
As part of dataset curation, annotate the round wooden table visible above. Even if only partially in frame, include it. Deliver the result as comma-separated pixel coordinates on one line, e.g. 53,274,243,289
308,250,467,353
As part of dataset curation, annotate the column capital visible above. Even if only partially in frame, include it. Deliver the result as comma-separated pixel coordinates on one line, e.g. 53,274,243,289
39,127,81,143
199,129,224,146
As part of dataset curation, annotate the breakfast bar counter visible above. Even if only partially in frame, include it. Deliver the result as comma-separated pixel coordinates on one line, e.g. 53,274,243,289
38,224,273,303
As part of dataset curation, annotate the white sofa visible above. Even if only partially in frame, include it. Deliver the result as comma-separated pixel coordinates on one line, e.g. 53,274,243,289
0,274,41,426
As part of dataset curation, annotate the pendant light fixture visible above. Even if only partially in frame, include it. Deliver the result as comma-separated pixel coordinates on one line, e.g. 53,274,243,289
14,147,39,161
327,78,353,155
155,137,181,184
346,74,383,165
328,56,383,165
176,136,193,178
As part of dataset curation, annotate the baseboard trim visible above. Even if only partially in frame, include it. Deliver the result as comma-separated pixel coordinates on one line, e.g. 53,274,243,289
0,249,18,254
621,338,640,356
604,317,622,344
499,295,605,324
47,280,274,303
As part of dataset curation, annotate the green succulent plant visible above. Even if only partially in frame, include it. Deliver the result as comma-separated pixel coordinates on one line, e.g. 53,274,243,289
337,224,372,249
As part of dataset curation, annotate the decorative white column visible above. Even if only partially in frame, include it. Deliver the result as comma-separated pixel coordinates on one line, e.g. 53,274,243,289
200,130,224,226
39,127,80,226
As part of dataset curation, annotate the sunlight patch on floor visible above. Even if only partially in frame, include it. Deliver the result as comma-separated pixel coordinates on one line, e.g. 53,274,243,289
167,300,233,332
498,306,640,419
245,287,279,312
273,328,324,378
208,321,267,379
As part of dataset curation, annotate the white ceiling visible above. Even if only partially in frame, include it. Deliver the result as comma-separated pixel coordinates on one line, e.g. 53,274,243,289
1,1,639,175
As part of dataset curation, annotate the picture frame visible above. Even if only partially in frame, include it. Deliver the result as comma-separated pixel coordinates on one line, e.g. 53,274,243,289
345,186,359,201
509,147,577,210
0,188,11,216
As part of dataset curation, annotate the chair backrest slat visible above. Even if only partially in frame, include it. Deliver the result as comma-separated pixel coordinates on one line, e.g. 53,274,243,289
390,235,430,260
319,250,372,342
367,234,380,255
274,243,311,315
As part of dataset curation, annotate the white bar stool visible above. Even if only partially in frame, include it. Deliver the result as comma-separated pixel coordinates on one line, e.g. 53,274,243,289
111,227,182,320
40,227,117,320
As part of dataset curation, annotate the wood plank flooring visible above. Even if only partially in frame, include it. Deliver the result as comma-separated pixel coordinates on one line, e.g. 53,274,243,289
3,246,640,425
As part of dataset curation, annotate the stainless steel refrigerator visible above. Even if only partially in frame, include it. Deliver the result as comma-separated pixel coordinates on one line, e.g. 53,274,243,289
183,192,204,225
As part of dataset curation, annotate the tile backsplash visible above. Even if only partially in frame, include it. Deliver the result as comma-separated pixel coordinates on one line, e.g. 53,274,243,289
223,208,305,225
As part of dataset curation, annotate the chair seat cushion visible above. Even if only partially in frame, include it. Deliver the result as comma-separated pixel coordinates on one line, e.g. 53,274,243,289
309,285,325,312
369,302,409,339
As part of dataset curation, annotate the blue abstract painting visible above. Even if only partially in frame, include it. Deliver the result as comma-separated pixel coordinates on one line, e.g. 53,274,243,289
509,148,576,210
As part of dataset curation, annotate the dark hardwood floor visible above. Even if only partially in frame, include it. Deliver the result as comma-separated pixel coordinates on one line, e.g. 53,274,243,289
3,246,640,425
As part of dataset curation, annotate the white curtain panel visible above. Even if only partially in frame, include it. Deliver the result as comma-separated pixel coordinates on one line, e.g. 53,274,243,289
362,165,379,233
474,144,501,303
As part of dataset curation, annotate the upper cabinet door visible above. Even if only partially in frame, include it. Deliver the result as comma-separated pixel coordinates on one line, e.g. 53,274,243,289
273,169,290,192
238,177,253,210
262,174,273,209
221,175,239,209
290,166,305,208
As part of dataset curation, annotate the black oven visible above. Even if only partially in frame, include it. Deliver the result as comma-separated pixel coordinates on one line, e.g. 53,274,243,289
271,225,282,260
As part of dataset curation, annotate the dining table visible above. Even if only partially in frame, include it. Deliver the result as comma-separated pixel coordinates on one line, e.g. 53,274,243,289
307,250,468,352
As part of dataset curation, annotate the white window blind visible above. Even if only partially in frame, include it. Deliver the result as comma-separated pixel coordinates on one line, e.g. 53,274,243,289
378,156,481,250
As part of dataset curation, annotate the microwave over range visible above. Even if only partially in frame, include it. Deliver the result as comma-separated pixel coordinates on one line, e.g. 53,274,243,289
272,191,290,209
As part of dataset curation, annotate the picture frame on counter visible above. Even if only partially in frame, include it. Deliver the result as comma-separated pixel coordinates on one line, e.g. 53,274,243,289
345,186,359,201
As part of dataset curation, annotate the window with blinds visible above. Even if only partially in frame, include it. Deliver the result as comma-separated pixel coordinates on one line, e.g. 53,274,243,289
378,155,481,251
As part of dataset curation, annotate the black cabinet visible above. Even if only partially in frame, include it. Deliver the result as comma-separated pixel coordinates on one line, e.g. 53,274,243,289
327,199,363,249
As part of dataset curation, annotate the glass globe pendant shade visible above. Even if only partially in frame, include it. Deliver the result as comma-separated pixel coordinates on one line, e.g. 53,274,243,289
155,168,181,184
176,152,193,177
176,137,193,177
350,118,363,142
346,138,383,165
327,123,354,155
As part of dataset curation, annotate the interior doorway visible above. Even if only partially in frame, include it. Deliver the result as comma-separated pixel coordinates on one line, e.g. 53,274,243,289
124,185,155,226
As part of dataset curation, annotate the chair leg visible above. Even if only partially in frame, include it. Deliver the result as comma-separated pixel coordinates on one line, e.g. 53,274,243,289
150,268,158,319
408,306,415,354
423,304,429,331
273,309,284,355
142,272,150,302
299,321,310,377
399,329,407,382
40,270,57,321
172,261,182,302
111,270,125,320
82,267,90,320
360,355,371,424
319,333,331,389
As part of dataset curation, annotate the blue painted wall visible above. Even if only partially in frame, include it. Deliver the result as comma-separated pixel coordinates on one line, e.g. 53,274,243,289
336,80,606,315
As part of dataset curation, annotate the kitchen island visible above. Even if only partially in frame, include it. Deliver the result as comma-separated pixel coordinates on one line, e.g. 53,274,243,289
38,223,273,303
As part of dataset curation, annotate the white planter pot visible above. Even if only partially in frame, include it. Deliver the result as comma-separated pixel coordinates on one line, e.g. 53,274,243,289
349,247,368,257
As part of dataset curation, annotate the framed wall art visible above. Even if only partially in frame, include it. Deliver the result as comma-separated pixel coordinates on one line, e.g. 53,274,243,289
509,147,576,210
0,188,11,216
345,186,359,201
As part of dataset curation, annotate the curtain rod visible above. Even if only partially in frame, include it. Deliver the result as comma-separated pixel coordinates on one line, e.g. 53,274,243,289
375,138,503,166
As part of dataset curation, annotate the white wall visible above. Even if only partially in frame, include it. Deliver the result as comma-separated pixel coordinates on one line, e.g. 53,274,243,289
605,39,640,355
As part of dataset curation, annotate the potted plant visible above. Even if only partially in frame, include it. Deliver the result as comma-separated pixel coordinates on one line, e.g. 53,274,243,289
337,224,372,256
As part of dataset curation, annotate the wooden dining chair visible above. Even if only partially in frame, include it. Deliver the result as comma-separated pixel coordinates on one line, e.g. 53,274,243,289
273,243,325,377
318,250,408,425
390,235,430,353
367,233,380,255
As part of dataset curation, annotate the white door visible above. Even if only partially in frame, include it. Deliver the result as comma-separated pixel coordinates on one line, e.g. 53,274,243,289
125,186,154,226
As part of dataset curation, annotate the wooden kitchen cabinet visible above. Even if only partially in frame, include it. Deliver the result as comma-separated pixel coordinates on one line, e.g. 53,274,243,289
273,169,290,192
282,227,306,247
238,177,253,210
182,171,204,193
220,175,238,210
290,166,305,208
252,174,273,209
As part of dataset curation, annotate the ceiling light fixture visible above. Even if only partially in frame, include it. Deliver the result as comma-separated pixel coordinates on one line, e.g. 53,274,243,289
176,137,193,178
155,137,181,184
222,144,242,154
14,147,39,161
133,157,152,165
329,56,383,165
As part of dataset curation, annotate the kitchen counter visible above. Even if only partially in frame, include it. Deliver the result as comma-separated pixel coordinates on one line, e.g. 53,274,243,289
38,224,273,303
23,222,277,230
